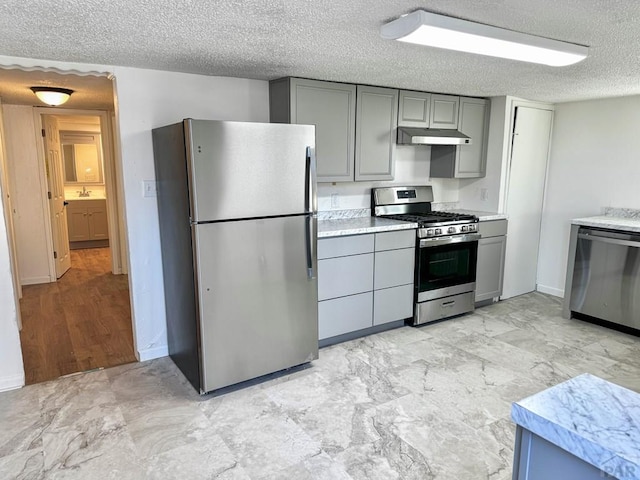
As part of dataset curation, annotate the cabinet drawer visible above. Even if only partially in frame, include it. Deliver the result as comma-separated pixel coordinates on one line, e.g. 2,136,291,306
319,292,373,340
318,234,374,259
374,248,415,290
375,230,415,251
373,284,413,326
478,219,508,238
318,253,374,301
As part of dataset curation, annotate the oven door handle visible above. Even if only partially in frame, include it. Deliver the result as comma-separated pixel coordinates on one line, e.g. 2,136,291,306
419,233,481,248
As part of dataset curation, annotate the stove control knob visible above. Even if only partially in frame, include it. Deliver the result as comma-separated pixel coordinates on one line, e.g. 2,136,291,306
447,227,456,234
461,226,468,232
435,228,442,235
468,224,476,231
426,229,434,236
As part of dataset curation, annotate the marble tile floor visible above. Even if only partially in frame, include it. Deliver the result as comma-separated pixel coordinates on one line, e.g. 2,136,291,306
2,292,640,480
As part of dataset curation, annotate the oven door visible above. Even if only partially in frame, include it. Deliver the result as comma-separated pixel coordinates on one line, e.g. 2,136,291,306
416,234,480,302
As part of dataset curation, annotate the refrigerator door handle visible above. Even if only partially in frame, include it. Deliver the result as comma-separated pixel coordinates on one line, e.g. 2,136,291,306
305,215,317,279
305,146,317,215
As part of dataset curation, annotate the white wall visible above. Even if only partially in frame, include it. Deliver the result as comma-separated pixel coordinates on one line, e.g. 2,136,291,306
537,95,640,296
0,55,269,388
317,144,460,211
3,105,52,285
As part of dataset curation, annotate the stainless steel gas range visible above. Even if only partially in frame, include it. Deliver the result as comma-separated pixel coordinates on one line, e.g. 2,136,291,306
372,186,480,325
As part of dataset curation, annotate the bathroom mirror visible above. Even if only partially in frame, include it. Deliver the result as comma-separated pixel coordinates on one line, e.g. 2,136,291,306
61,131,104,184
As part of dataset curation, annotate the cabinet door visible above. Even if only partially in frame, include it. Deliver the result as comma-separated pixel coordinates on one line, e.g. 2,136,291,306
88,203,109,240
374,248,415,290
67,204,90,241
398,90,431,128
290,78,356,183
318,253,374,301
456,97,489,178
374,284,413,326
475,236,506,302
355,85,398,181
430,94,459,129
319,292,373,340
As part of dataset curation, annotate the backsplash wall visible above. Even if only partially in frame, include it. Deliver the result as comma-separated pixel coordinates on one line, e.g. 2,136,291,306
317,144,459,211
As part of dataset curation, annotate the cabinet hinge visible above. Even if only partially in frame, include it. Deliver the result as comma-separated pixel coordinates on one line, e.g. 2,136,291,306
48,191,52,199
53,251,57,259
41,128,46,137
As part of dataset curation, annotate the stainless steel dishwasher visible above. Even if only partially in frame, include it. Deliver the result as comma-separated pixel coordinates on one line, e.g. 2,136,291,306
570,227,640,330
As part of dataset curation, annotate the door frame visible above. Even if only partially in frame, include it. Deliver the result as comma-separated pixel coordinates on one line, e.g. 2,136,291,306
33,108,125,278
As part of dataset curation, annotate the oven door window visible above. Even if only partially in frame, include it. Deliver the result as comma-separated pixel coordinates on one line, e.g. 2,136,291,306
418,241,478,292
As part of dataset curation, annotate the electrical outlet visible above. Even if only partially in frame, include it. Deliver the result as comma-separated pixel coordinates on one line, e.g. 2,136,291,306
331,193,340,209
143,180,158,197
480,188,489,201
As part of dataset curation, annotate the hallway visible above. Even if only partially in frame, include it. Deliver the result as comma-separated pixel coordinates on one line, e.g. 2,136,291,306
19,248,136,385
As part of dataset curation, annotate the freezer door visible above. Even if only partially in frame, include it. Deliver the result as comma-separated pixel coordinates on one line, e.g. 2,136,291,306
193,216,318,392
186,120,316,222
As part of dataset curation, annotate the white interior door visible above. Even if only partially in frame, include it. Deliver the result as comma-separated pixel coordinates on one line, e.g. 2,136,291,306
501,106,553,299
42,115,71,278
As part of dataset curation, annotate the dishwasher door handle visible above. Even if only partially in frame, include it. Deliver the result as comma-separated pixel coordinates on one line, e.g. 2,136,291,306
578,233,640,249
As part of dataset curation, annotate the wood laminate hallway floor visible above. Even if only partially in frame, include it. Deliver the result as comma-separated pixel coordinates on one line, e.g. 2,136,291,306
18,247,136,385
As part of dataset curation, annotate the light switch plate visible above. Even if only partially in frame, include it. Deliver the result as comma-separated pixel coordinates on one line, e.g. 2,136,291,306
143,180,158,197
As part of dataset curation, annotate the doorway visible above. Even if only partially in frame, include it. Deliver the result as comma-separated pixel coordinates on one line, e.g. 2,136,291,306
0,70,136,384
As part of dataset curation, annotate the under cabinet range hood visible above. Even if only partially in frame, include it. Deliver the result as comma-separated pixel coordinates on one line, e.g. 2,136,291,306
397,127,472,145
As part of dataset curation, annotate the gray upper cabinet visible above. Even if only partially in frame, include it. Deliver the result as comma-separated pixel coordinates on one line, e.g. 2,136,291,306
430,94,460,129
398,90,431,128
456,97,490,177
269,77,356,183
430,97,490,178
355,85,398,181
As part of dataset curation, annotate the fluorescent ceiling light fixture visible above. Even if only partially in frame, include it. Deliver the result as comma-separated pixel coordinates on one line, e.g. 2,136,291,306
30,86,74,106
380,10,588,67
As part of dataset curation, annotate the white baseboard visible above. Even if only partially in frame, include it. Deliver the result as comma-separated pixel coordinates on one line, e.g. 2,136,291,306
536,284,564,298
0,374,25,392
21,276,53,286
137,345,169,362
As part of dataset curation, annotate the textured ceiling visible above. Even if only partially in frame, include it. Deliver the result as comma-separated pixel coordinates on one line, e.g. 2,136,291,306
1,0,640,104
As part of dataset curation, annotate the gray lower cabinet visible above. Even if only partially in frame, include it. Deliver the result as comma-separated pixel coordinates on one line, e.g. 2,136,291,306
66,199,109,243
269,77,356,183
513,428,609,480
318,229,416,341
355,85,398,181
475,219,507,302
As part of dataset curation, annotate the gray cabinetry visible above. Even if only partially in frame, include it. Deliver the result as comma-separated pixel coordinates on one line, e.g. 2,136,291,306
318,229,416,342
269,77,356,182
398,90,431,128
430,94,460,129
355,85,398,181
430,97,489,178
373,230,415,327
475,219,507,302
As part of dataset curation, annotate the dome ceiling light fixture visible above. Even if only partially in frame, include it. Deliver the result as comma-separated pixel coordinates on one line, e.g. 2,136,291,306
380,10,589,67
30,86,74,106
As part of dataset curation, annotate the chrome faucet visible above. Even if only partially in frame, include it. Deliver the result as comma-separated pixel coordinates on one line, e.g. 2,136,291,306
78,186,91,197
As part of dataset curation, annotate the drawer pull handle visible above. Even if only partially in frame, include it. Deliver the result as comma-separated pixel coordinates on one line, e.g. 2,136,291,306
442,300,455,307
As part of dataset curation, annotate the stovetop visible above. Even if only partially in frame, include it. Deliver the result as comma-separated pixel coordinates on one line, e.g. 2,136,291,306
382,211,478,226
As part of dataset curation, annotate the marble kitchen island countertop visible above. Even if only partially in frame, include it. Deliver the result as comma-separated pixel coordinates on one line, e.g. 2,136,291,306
317,216,417,238
572,215,640,233
511,373,640,480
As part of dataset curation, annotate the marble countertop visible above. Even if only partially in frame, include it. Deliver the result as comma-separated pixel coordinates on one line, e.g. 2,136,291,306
451,209,507,222
66,196,107,201
511,373,640,480
318,217,418,238
572,215,640,233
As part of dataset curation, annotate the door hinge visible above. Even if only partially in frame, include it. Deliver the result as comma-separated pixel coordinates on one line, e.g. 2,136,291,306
41,128,46,137
48,191,52,199
53,251,57,259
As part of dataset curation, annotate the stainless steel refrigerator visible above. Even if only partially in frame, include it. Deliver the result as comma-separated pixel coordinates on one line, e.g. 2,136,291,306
152,119,318,394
